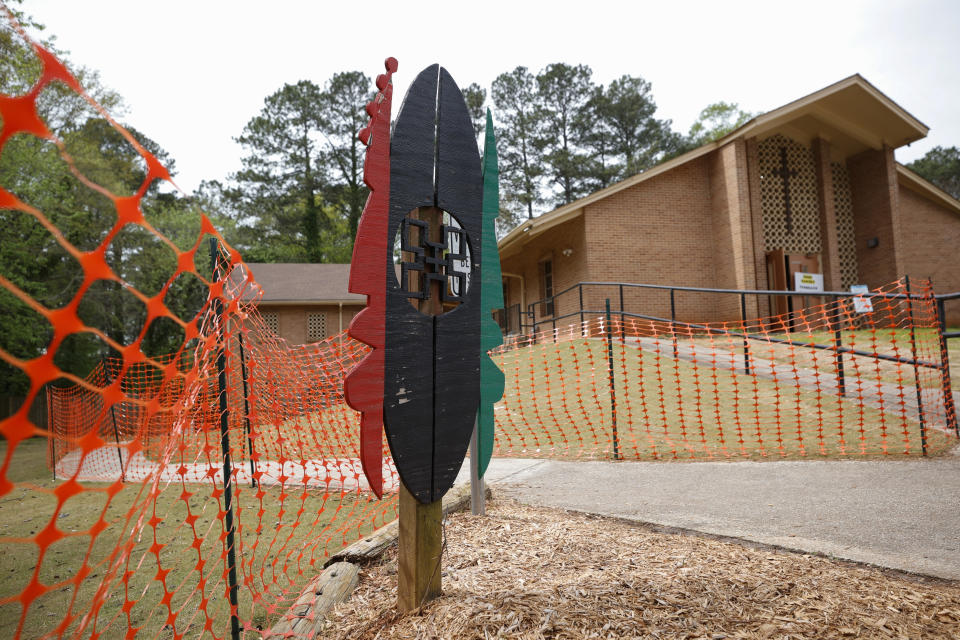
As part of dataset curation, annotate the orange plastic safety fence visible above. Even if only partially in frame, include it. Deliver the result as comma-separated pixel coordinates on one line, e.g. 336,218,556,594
3,12,960,640
490,278,957,461
0,17,397,640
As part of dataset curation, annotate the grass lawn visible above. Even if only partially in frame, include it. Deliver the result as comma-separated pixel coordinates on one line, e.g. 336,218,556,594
493,337,956,460
0,438,397,639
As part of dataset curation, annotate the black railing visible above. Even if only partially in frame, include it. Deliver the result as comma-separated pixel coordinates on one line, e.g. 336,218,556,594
499,279,959,438
510,282,960,338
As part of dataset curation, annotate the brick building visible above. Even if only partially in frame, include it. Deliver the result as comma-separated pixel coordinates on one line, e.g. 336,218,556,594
238,263,364,344
498,75,960,330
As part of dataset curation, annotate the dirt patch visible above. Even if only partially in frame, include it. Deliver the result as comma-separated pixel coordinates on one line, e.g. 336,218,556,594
321,499,960,639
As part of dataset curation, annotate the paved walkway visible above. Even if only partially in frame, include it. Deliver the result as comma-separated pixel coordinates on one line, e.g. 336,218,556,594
473,455,960,581
56,443,398,491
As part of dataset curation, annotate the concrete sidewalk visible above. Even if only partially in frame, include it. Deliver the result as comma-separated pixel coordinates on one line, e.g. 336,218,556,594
473,455,960,581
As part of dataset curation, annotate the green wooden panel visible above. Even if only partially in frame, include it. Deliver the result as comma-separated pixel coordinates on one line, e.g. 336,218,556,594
479,108,505,477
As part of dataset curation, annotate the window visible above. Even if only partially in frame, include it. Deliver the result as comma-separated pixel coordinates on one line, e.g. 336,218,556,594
539,259,554,317
263,312,279,334
307,313,326,342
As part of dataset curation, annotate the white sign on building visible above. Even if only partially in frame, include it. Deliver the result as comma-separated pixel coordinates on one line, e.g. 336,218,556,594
794,272,824,293
850,284,873,313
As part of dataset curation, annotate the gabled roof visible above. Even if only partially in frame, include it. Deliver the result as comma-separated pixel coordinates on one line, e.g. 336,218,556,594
715,74,927,155
234,263,365,304
500,74,930,257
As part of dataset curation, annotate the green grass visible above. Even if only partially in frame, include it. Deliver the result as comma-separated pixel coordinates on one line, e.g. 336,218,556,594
0,438,397,639
493,337,956,460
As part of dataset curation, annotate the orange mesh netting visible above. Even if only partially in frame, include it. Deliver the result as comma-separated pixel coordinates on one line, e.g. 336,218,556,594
0,15,397,639
490,279,957,461
1,11,959,640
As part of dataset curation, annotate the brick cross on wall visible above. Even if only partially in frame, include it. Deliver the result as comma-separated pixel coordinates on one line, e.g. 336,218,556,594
772,146,798,234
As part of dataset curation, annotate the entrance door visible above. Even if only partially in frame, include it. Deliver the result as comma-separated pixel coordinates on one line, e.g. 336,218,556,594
766,251,821,330
785,253,820,291
766,249,788,317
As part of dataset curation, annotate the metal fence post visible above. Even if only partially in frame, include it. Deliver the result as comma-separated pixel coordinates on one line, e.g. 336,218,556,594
619,284,625,331
47,386,55,482
936,296,959,436
740,293,751,376
904,276,927,456
210,237,241,640
670,288,678,360
236,332,257,488
834,321,846,398
604,299,619,460
579,284,584,328
469,417,485,515
109,402,126,482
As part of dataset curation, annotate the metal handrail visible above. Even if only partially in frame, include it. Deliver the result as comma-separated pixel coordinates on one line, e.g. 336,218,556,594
500,278,959,438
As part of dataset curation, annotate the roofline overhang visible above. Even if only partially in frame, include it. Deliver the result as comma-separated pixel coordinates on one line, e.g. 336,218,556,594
711,74,928,150
244,299,367,306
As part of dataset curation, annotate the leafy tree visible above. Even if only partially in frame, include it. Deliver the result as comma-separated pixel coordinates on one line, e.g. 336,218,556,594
687,101,755,146
1,9,134,392
535,63,595,206
599,75,682,177
906,146,960,200
218,73,379,262
318,71,372,240
491,66,544,221
576,86,620,191
462,83,487,144
230,80,327,262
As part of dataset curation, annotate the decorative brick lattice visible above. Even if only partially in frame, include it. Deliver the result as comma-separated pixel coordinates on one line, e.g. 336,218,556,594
758,134,821,254
263,311,279,334
307,312,326,342
832,161,859,289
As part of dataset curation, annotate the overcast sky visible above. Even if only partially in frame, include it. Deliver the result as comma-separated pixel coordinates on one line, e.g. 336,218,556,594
19,0,960,194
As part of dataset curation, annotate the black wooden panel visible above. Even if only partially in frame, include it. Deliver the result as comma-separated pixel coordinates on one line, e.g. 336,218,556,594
384,65,439,501
383,64,483,503
431,67,482,500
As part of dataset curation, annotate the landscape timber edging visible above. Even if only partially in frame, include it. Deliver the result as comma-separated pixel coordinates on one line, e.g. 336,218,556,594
327,483,492,566
264,484,491,639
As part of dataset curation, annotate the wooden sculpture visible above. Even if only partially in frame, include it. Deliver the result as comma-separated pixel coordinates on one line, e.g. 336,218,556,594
346,60,500,610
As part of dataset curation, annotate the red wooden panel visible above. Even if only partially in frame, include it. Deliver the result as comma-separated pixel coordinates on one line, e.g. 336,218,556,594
344,57,397,498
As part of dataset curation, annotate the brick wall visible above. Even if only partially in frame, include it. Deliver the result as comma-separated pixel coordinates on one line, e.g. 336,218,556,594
848,147,903,287
582,155,719,323
745,138,771,318
897,187,960,324
500,215,588,327
709,140,760,320
255,303,363,345
813,138,843,291
498,141,953,333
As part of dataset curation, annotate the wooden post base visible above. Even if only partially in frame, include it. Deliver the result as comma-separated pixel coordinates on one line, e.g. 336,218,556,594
397,482,442,612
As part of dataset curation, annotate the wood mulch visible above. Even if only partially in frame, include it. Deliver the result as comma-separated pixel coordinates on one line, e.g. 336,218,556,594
320,498,960,639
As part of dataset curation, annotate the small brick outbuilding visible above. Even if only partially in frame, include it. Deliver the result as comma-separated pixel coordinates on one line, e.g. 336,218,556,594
237,263,364,345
